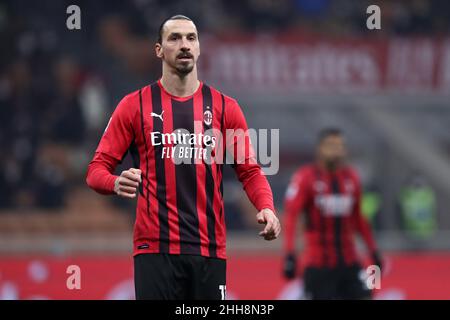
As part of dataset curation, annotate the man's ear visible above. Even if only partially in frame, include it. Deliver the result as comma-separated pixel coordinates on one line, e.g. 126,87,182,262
155,43,163,59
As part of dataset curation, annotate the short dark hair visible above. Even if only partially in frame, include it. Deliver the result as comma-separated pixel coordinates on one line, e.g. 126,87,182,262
157,15,195,44
317,127,343,143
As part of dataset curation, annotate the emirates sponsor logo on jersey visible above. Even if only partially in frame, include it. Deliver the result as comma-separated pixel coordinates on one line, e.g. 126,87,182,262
146,122,280,175
150,130,217,148
150,129,217,162
315,194,354,216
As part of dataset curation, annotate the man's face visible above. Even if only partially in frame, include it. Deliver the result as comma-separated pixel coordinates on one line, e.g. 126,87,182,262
317,135,347,169
155,19,200,75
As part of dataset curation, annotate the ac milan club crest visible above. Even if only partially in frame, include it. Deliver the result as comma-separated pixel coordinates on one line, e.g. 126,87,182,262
203,110,212,126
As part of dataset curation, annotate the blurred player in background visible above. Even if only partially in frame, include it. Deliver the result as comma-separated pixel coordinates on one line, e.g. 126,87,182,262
86,15,280,300
282,128,382,299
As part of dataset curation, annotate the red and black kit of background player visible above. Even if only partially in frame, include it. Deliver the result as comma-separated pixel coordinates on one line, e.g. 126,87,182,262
282,128,383,300
86,15,280,300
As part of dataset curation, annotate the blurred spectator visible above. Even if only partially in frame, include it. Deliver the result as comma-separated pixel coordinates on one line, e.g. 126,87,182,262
0,60,42,209
32,142,68,208
43,56,85,146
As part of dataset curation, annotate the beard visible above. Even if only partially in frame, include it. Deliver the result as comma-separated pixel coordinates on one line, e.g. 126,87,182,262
175,60,194,75
324,157,342,170
171,51,195,76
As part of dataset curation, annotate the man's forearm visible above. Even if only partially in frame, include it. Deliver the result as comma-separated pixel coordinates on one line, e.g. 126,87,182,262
236,164,275,213
86,152,119,195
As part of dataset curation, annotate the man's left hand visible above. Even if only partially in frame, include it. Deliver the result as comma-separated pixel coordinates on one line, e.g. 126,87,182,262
256,208,281,241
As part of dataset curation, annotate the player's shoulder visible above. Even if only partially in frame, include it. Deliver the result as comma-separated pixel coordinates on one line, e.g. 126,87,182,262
113,85,151,118
294,163,315,180
117,83,158,109
117,87,142,107
205,83,240,108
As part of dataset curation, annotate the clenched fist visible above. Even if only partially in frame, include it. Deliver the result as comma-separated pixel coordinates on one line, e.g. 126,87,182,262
114,168,142,199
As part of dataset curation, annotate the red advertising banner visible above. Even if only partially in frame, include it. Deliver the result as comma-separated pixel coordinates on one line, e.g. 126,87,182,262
199,36,450,94
0,252,449,300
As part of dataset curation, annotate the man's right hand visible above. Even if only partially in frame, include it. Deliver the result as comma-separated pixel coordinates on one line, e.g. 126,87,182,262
114,168,142,199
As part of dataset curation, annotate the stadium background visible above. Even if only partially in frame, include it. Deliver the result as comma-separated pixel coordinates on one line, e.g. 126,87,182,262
1,0,450,299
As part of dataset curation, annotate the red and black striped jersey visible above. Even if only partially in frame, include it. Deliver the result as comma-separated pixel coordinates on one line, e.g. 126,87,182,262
86,80,275,259
283,164,377,268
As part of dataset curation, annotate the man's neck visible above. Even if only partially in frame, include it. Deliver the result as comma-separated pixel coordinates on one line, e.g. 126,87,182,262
160,65,200,97
317,160,340,173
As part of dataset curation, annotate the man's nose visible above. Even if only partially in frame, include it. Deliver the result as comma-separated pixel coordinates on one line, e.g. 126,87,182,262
180,38,191,50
